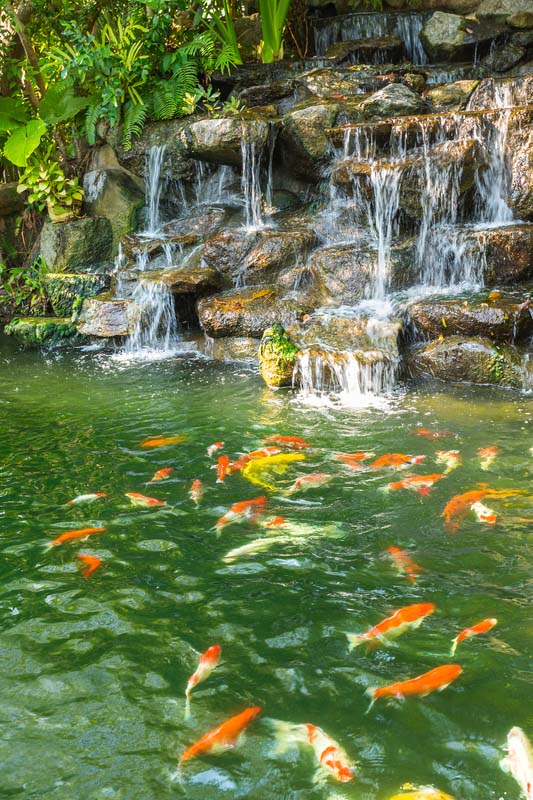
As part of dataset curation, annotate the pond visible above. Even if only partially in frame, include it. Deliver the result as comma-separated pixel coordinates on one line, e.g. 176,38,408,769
0,335,531,799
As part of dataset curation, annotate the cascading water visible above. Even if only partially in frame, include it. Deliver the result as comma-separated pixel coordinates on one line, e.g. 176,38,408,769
241,123,264,230
124,279,178,356
144,145,167,235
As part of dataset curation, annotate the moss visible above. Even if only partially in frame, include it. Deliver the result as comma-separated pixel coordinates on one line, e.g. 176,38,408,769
258,323,299,387
42,273,110,317
4,316,83,347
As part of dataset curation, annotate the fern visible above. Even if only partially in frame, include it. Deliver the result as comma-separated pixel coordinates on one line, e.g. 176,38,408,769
122,101,148,150
85,101,101,146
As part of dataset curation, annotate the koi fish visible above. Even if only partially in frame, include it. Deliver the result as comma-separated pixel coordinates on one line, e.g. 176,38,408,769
77,554,102,578
442,488,525,530
386,546,421,584
66,493,107,506
347,603,435,650
216,455,230,483
233,447,283,469
435,450,461,473
470,501,497,525
370,454,426,470
416,428,456,440
242,453,305,491
263,516,287,527
207,441,224,457
366,664,462,708
500,726,533,800
263,435,311,449
50,527,106,547
451,618,497,654
189,479,203,506
148,467,173,483
186,644,221,700
271,720,355,783
141,435,187,448
334,451,375,469
286,473,332,494
223,536,287,563
388,786,457,800
387,474,444,496
180,706,262,764
215,496,267,531
125,492,166,507
478,446,501,471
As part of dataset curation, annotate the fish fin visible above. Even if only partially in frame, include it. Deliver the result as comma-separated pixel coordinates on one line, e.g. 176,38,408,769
499,755,510,774
450,638,458,656
364,687,377,714
268,719,308,755
346,633,364,651
417,487,431,496
184,696,191,721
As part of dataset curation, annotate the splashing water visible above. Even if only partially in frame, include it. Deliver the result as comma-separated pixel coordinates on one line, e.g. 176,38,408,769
124,279,178,357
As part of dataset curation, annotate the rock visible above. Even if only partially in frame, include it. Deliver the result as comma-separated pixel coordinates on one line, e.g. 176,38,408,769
39,217,113,272
76,296,142,337
507,122,533,220
112,119,196,183
427,0,480,12
42,273,111,317
279,103,339,179
324,35,404,65
426,80,479,111
407,294,533,342
258,323,299,387
236,79,296,108
206,335,260,362
359,83,428,119
4,316,83,346
83,167,144,251
291,312,402,356
476,0,533,23
141,266,221,295
473,223,533,283
509,11,533,29
482,42,526,72
201,229,258,279
0,182,25,216
234,14,262,59
296,65,391,100
408,335,523,387
467,76,533,110
197,285,308,338
179,117,269,167
420,11,505,62
512,30,533,47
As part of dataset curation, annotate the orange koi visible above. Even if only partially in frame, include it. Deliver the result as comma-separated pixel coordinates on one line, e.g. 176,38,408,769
189,479,204,506
180,706,262,764
141,435,187,448
125,492,166,507
286,473,332,493
50,527,106,547
347,603,435,650
334,451,374,463
77,553,102,578
66,493,107,506
442,488,525,530
471,501,497,525
207,441,224,457
435,450,461,473
416,428,456,440
263,516,287,527
370,453,426,469
367,664,463,707
387,474,444,496
186,644,221,699
478,446,501,471
451,618,497,654
263,435,311,449
148,467,173,483
215,496,268,531
216,455,231,483
386,546,421,584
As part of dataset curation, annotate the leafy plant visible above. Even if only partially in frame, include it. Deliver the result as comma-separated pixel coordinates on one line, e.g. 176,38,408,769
17,147,83,219
258,0,292,62
199,0,242,67
222,96,245,116
0,257,49,315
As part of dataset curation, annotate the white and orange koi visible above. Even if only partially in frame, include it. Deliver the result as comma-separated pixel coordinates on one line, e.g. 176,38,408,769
286,473,332,494
387,474,444,496
181,706,262,763
185,644,221,706
189,479,204,506
215,496,267,532
470,501,497,525
66,493,107,506
370,453,426,470
148,467,173,483
451,618,497,654
500,726,533,800
478,446,501,471
263,435,312,449
125,492,166,507
346,603,435,650
272,720,355,783
207,441,224,457
435,450,461,473
386,546,421,584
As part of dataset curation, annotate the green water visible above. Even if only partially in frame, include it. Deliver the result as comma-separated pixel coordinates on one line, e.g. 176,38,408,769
0,335,531,800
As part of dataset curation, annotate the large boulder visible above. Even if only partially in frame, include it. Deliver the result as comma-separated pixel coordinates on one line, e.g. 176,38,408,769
83,163,144,251
4,316,83,346
76,296,142,337
111,119,196,183
420,11,506,62
426,80,480,111
279,104,339,179
473,224,533,284
507,124,533,220
179,117,269,167
358,83,428,119
408,335,523,387
140,266,221,295
476,0,533,23
206,335,260,362
39,217,113,272
407,294,533,343
42,273,111,317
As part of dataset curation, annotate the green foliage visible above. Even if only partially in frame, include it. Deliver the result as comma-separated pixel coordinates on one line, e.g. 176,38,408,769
260,323,299,366
0,257,49,315
17,148,83,216
258,0,292,62
199,0,242,67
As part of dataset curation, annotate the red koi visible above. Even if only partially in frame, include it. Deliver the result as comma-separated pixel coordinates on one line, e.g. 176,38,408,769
125,492,166,507
386,546,421,584
370,453,426,469
215,496,267,531
216,455,231,483
180,706,262,763
263,435,311,449
387,473,444,496
141,435,187,448
367,664,463,706
77,553,102,578
148,467,173,483
347,603,435,649
50,527,106,547
451,618,497,654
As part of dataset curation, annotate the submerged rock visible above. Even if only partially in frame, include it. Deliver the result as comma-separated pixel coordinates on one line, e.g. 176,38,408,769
4,316,83,346
408,336,523,387
39,217,113,272
42,273,111,317
206,335,260,362
76,296,142,337
258,323,299,387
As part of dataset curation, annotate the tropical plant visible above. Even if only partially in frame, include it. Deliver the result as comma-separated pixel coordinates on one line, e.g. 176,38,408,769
199,0,242,67
0,257,49,315
258,0,292,62
17,147,83,221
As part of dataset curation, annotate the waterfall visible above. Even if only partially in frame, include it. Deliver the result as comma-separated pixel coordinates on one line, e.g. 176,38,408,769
144,145,167,235
241,123,264,230
365,165,402,301
124,279,178,356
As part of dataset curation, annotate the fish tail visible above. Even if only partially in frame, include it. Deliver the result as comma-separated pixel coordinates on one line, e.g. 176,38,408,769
365,687,377,713
269,719,308,754
450,638,458,656
184,696,191,721
346,633,365,651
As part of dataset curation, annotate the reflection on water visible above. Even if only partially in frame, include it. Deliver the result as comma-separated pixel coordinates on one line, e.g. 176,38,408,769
0,334,531,799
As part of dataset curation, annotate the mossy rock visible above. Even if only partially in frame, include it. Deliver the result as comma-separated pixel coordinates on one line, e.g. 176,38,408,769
4,317,83,347
258,323,299,388
42,273,111,317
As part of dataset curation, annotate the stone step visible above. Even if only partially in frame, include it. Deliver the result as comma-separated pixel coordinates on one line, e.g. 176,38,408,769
323,35,404,67
4,316,83,347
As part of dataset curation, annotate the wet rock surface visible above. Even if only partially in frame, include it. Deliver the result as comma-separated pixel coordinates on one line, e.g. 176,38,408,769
141,266,221,295
179,117,269,167
76,296,142,338
4,316,83,346
42,273,111,317
39,217,113,272
197,286,310,338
